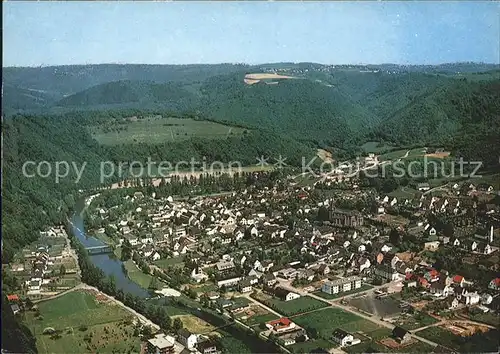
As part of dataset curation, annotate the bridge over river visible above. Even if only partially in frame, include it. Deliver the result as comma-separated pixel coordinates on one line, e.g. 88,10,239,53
85,244,113,255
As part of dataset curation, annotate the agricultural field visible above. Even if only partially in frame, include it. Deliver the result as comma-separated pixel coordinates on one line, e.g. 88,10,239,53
172,314,218,334
292,307,373,339
344,337,434,354
252,293,328,317
417,326,463,350
244,73,297,85
90,117,248,145
23,291,141,354
394,312,439,331
314,285,373,300
378,147,426,161
360,141,395,154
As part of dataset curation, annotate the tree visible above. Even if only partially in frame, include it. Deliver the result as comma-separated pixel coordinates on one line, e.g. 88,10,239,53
389,228,401,245
59,264,66,276
173,318,183,332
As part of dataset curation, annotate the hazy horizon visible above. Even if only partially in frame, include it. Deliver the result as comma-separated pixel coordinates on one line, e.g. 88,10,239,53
3,61,499,70
3,1,499,67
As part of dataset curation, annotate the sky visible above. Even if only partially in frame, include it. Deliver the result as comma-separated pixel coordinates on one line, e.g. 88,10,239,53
3,1,499,67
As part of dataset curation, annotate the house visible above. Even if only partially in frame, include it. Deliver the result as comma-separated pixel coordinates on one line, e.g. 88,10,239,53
10,304,21,315
317,263,331,275
462,292,480,306
448,297,459,310
265,317,296,333
392,326,411,344
374,264,400,282
257,260,274,272
197,340,219,354
239,279,253,293
263,273,277,287
424,241,440,251
429,279,453,297
216,277,241,288
488,277,500,291
417,183,430,191
481,293,493,305
322,276,362,295
147,333,175,354
177,328,197,349
329,208,364,227
216,260,235,274
331,328,354,347
205,292,220,301
451,275,465,287
274,287,301,301
7,294,19,302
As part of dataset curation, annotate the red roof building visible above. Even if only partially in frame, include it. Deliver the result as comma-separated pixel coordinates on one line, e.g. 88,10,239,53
266,317,296,332
7,294,19,302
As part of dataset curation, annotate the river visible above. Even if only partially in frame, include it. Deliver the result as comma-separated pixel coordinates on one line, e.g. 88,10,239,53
72,197,150,297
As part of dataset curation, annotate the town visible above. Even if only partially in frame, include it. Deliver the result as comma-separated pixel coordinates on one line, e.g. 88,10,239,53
5,160,499,354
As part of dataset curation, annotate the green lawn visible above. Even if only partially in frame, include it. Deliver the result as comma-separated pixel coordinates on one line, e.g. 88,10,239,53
23,291,141,354
154,257,185,269
418,327,462,350
314,285,373,300
91,117,247,145
469,312,500,327
254,294,328,317
123,259,154,289
361,141,395,154
289,339,336,353
394,312,439,331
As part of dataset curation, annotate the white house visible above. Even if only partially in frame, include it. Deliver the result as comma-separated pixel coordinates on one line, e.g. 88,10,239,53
178,329,197,349
462,292,480,306
331,329,355,347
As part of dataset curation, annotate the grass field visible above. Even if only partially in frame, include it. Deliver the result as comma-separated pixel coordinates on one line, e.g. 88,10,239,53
123,259,154,289
378,148,426,161
24,291,140,354
253,293,328,317
417,326,462,350
172,314,218,334
388,186,419,198
469,312,500,327
153,257,185,269
394,312,439,331
289,338,336,353
292,307,368,339
91,117,247,145
314,285,373,300
361,141,394,154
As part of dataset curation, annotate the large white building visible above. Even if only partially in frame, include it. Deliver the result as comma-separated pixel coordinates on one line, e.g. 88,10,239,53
322,276,362,295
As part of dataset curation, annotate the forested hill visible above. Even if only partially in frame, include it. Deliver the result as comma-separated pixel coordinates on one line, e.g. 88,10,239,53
56,80,200,111
1,110,315,262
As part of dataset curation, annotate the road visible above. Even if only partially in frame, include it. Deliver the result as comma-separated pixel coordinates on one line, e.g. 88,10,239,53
33,283,87,303
273,280,440,348
423,182,450,196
